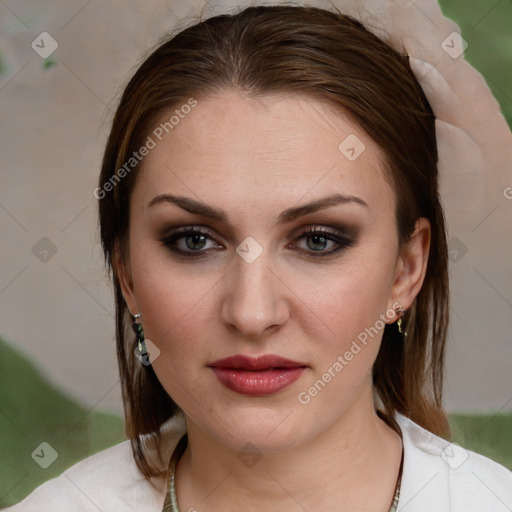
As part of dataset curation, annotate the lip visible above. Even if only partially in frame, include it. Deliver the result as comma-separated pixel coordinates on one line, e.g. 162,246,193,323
208,355,307,396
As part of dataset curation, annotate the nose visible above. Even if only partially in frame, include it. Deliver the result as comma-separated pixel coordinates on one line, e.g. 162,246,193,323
220,249,290,340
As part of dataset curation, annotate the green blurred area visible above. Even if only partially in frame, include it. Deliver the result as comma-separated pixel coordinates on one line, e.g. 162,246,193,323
0,337,124,507
450,413,512,470
439,0,512,127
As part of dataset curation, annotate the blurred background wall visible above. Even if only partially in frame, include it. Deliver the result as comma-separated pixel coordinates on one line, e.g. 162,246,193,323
1,0,511,506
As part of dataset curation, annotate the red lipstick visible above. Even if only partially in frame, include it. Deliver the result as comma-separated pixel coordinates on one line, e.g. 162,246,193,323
208,355,307,396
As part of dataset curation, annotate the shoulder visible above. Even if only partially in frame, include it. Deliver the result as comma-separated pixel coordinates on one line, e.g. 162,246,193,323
3,413,187,512
4,440,160,512
396,413,512,511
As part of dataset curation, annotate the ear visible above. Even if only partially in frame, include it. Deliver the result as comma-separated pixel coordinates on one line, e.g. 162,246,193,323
388,217,431,316
112,239,138,316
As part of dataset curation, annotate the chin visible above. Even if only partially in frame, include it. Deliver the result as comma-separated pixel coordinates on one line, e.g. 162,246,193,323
198,399,319,453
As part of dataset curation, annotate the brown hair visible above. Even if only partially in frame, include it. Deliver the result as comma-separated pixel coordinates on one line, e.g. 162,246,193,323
98,4,450,479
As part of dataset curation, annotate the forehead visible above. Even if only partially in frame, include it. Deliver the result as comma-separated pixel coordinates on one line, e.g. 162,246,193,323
133,89,395,218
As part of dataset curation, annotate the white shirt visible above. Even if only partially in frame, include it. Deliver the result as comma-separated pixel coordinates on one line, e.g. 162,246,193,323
5,412,512,511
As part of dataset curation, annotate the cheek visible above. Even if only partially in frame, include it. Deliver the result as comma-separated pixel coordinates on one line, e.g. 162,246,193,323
127,219,211,337
293,248,395,355
289,259,396,416
132,262,214,358
128,242,221,389
131,264,217,408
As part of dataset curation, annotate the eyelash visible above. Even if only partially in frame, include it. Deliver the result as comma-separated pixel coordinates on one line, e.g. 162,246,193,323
160,226,355,259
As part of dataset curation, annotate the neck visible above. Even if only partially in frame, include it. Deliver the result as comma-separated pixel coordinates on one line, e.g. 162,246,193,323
174,390,402,512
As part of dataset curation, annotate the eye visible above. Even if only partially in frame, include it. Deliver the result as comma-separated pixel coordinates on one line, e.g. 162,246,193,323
160,225,355,260
291,227,355,257
160,227,222,257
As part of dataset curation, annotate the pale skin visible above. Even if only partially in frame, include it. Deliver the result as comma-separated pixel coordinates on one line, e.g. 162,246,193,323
116,89,431,511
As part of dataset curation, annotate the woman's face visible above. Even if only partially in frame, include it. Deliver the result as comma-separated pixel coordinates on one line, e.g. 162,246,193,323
117,89,429,452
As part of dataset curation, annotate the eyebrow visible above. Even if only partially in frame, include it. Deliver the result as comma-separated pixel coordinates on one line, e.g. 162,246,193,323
147,193,368,224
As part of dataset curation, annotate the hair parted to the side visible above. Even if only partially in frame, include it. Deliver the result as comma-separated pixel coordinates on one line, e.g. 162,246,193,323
98,4,450,479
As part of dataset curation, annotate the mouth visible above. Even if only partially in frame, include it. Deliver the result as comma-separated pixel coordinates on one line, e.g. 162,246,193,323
208,354,308,396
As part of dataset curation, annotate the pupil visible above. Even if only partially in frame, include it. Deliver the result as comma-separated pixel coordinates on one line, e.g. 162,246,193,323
186,234,206,250
308,235,327,251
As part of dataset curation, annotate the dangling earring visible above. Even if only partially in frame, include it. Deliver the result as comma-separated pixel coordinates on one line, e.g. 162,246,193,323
131,312,147,356
395,307,408,338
